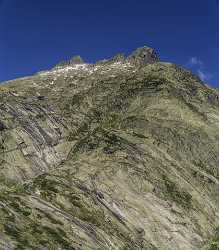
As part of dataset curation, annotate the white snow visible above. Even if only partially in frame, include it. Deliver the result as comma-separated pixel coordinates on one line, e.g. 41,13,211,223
38,62,135,78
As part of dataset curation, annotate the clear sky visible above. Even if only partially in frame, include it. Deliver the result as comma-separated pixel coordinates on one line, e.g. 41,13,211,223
0,0,218,88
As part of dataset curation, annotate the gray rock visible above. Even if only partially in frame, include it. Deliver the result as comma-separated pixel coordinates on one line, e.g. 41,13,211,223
127,46,159,66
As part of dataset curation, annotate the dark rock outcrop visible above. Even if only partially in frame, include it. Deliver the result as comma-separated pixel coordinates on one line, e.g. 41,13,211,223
127,46,159,66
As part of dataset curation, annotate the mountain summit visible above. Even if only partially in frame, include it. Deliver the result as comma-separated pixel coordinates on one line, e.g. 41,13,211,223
55,46,159,68
0,46,218,250
127,46,159,65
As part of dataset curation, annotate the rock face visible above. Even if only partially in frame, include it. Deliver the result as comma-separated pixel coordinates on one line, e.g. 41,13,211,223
55,55,85,68
127,46,159,66
0,46,218,250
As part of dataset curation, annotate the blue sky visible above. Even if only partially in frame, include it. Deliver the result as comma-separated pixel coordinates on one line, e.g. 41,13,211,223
0,0,218,88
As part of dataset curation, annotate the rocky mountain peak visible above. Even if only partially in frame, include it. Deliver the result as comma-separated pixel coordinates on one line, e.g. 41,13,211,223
111,53,126,63
95,46,159,67
55,46,158,69
54,55,85,68
127,46,159,66
69,55,84,64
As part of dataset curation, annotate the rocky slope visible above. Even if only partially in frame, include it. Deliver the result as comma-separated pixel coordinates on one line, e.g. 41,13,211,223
0,46,218,250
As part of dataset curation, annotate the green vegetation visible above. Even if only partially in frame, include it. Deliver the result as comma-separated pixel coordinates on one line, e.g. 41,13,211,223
162,175,192,209
209,227,219,250
4,219,75,250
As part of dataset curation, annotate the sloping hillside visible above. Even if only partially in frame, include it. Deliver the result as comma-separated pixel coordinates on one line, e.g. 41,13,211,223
0,47,218,250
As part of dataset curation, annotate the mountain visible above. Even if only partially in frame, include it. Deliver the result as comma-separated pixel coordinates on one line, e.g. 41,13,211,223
0,46,218,250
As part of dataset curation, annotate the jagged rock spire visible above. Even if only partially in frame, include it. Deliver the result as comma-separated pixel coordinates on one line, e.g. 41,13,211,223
55,55,85,68
111,53,126,63
55,46,158,69
127,46,159,66
69,55,84,64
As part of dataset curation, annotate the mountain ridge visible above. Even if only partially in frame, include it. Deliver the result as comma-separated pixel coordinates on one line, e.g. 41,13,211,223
0,46,218,250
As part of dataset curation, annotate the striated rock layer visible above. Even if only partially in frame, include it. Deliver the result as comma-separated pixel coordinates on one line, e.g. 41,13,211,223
0,47,218,250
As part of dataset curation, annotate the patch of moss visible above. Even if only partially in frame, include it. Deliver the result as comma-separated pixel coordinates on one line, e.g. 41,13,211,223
196,160,219,180
8,198,32,217
102,112,121,129
31,175,60,200
162,175,192,209
0,176,26,201
63,192,105,227
4,217,75,250
209,243,219,250
209,227,219,250
39,210,64,226
41,226,75,250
